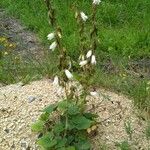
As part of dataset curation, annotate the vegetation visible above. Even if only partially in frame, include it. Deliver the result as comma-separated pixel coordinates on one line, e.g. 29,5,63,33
0,0,150,113
31,0,100,149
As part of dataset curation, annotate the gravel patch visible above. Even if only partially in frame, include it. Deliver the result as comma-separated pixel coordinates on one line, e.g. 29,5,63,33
0,79,149,150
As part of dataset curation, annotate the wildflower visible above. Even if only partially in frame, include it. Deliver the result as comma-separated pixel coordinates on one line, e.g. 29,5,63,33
4,52,8,55
80,12,88,21
91,55,96,65
79,60,88,67
47,32,55,40
90,91,98,96
53,76,59,86
65,69,73,79
49,41,57,51
79,54,85,61
93,0,101,5
86,50,92,58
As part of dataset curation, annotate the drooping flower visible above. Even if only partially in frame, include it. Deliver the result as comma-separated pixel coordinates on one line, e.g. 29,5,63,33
79,60,88,67
65,69,73,79
90,91,98,96
80,12,88,21
47,32,55,40
53,76,59,86
91,55,96,65
93,0,101,5
86,50,92,58
49,41,57,51
79,54,85,61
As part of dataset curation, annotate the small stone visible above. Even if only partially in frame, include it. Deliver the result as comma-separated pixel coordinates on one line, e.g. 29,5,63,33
27,96,37,103
4,128,9,133
20,139,28,148
0,138,3,143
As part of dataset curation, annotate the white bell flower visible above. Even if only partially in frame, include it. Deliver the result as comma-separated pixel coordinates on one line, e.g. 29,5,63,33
79,54,85,61
90,91,98,96
79,60,88,67
93,0,101,5
53,76,59,86
49,41,57,51
47,32,55,40
86,50,92,58
91,55,97,65
80,12,88,21
65,69,73,79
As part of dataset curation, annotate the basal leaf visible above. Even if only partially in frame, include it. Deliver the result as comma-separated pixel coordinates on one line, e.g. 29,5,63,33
71,115,93,130
37,132,56,149
53,123,65,134
39,112,50,121
75,140,91,150
66,146,76,150
31,120,44,132
43,103,57,114
58,100,68,112
83,113,98,120
68,105,80,115
55,137,67,148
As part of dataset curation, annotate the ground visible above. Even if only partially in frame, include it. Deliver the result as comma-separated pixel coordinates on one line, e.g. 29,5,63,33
0,79,149,150
0,7,150,150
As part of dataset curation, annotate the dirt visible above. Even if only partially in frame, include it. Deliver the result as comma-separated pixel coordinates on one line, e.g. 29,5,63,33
0,79,149,150
0,9,44,60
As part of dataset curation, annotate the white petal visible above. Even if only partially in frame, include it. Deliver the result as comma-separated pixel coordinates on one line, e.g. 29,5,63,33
79,54,85,61
90,91,98,96
86,50,92,58
80,12,88,21
47,33,55,40
65,70,73,79
93,0,101,5
49,41,57,51
79,60,88,67
91,55,96,65
53,76,59,86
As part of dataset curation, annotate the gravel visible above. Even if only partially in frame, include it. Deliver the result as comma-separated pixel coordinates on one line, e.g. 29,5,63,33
0,79,149,150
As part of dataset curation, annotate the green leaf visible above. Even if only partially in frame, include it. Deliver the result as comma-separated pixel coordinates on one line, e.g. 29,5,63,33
43,104,57,114
53,123,64,134
55,137,67,148
39,112,50,121
83,113,98,120
68,105,80,115
66,146,76,150
31,120,44,132
71,115,93,130
58,100,68,112
75,140,91,150
37,132,57,149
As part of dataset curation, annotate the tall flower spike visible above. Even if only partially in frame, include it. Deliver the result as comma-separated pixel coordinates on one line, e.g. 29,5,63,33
86,50,92,58
91,55,96,65
79,60,88,67
80,12,88,22
93,0,101,5
47,32,55,40
49,41,57,51
65,70,73,79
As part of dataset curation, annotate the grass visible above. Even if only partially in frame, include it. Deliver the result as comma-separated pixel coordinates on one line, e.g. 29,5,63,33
0,0,150,112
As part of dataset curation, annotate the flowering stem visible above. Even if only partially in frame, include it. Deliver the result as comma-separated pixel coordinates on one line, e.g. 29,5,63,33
44,0,67,71
91,4,98,53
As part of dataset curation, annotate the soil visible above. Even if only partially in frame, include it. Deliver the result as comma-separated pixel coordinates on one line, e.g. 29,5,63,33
0,9,44,60
0,79,149,150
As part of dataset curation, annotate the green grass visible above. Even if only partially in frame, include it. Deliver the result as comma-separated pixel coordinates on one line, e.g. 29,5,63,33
0,0,150,112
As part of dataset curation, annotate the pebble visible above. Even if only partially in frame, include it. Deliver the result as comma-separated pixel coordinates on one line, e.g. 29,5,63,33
27,96,37,103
